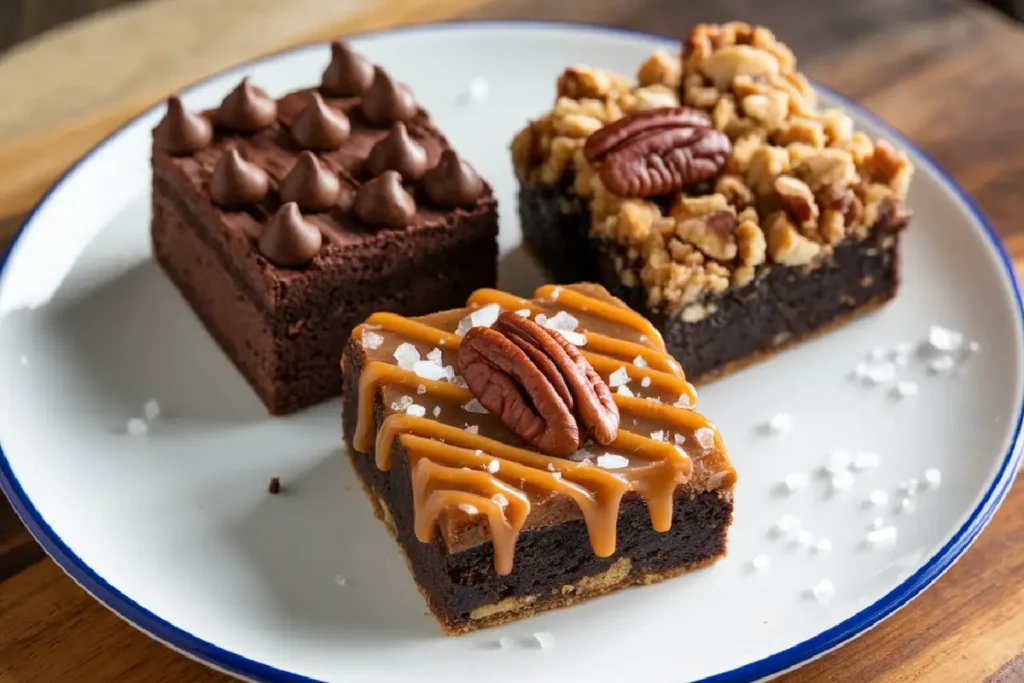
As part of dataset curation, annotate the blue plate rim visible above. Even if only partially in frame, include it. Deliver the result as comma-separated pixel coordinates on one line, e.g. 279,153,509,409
1,19,1022,683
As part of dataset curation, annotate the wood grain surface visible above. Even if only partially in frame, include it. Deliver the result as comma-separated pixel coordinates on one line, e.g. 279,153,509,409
2,1,1024,682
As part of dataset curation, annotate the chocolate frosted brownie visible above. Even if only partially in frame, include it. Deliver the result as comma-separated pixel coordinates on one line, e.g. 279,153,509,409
341,283,735,634
511,23,913,382
152,42,498,414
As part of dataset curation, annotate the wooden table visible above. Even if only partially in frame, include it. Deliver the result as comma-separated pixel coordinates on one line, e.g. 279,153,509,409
3,1,1024,681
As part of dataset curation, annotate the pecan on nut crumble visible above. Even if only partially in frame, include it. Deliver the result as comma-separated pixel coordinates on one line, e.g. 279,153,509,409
457,312,619,457
511,22,914,313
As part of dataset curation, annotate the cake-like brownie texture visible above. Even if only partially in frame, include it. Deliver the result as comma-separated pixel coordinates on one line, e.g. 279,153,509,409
510,23,913,383
341,283,735,634
151,42,498,414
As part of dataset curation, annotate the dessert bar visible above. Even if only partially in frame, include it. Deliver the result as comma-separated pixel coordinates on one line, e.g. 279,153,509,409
152,41,498,414
341,283,735,634
511,23,913,382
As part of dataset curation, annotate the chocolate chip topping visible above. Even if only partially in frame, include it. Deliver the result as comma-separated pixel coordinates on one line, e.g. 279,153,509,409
258,202,323,267
154,96,213,155
289,92,351,151
321,41,375,97
423,150,484,207
210,149,270,208
279,151,341,212
353,170,416,229
365,122,429,180
216,78,279,132
360,67,418,126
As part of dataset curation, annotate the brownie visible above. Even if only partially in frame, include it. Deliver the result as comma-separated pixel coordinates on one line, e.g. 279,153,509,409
341,283,736,634
151,42,498,414
510,22,913,383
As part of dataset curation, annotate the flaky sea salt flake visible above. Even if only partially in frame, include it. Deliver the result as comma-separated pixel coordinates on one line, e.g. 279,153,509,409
751,554,771,572
812,579,835,603
695,427,716,450
426,348,443,363
545,310,578,332
465,76,489,103
795,530,814,547
393,342,420,370
491,493,508,508
633,355,648,368
464,424,479,435
361,329,384,350
616,385,634,397
596,453,629,469
640,376,651,388
405,404,426,418
463,399,489,414
531,631,554,649
825,449,853,474
830,470,856,492
650,430,666,442
765,413,792,435
782,472,810,493
774,514,800,536
852,452,880,471
674,433,686,446
673,394,692,409
924,468,942,489
814,538,832,554
432,406,441,418
868,345,887,361
899,497,916,514
608,366,630,388
927,325,964,352
868,490,889,507
143,399,161,421
487,459,500,474
863,362,897,385
457,503,479,515
928,355,955,374
456,303,501,336
892,381,918,398
416,384,427,395
413,360,447,381
391,395,414,412
515,308,531,318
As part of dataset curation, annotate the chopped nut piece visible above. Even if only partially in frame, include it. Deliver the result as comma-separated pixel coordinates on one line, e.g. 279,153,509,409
676,210,738,261
820,108,853,143
625,85,680,112
747,145,790,195
795,148,857,191
736,220,766,266
714,174,755,209
670,193,730,220
556,65,630,100
712,95,738,131
732,264,756,287
774,117,826,148
699,45,780,90
741,91,789,131
637,50,682,88
820,209,845,245
618,200,659,242
765,212,821,265
774,176,819,226
539,137,582,185
553,113,605,138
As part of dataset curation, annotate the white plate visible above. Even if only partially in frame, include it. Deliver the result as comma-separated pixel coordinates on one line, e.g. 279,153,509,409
1,21,1022,683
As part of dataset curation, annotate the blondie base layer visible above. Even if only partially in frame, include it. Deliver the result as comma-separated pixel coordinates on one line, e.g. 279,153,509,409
511,23,912,383
341,283,735,634
152,42,497,414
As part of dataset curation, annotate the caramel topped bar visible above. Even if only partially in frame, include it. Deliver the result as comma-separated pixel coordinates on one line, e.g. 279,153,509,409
342,283,735,633
511,23,912,384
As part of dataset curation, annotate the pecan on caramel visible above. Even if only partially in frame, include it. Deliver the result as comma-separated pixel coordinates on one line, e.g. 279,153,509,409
457,312,619,457
583,107,731,198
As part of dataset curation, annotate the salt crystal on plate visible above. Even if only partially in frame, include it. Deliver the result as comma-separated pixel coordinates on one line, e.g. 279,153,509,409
498,636,514,649
924,468,942,489
795,530,814,546
831,470,856,491
775,514,800,535
968,341,981,353
899,478,920,495
928,356,955,374
413,359,447,381
640,376,651,388
695,427,716,449
868,345,887,361
405,404,426,417
868,490,889,507
814,538,832,553
393,342,420,370
812,579,835,603
608,367,630,387
487,459,500,474
531,631,554,649
616,385,634,397
765,413,792,435
927,325,963,352
892,381,919,398
465,76,489,103
426,348,443,363
463,399,489,414
899,497,916,513
782,472,810,493
869,517,884,530
361,329,384,350
143,399,161,421
825,449,853,474
127,418,148,436
457,503,479,515
852,452,880,471
596,453,629,469
334,574,347,587
865,525,898,546
863,362,897,385
751,554,771,571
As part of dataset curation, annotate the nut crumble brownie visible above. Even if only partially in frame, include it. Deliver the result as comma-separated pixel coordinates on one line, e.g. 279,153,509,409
511,23,913,382
151,42,498,414
341,283,735,633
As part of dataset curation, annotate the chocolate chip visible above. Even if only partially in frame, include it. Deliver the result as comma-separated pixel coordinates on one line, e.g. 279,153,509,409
290,92,351,151
365,122,429,181
360,67,418,126
154,96,213,155
258,202,323,267
279,151,341,212
268,477,281,494
321,41,375,97
210,148,270,208
353,170,416,229
216,78,278,132
423,150,484,207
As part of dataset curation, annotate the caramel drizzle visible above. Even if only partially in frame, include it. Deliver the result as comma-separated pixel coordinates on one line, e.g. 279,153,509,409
351,286,728,573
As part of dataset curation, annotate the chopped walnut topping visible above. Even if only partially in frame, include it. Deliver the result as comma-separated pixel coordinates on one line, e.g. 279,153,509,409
512,22,914,313
766,212,821,265
637,50,681,88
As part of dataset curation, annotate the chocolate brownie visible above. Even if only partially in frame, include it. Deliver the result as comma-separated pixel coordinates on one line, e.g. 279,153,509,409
510,23,912,383
341,283,736,634
151,42,498,414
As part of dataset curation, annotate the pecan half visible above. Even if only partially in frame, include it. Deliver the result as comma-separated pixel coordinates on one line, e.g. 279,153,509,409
583,107,731,198
457,312,619,457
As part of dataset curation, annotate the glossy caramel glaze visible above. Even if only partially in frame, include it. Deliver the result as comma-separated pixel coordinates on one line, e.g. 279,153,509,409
346,283,735,574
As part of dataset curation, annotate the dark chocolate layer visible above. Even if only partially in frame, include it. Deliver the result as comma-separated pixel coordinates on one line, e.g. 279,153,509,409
518,182,901,382
341,343,733,632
